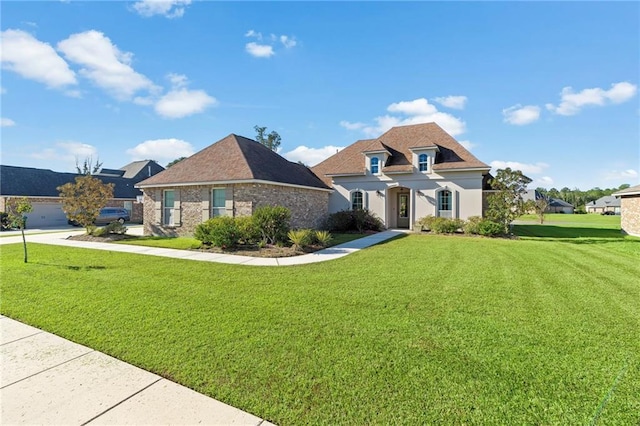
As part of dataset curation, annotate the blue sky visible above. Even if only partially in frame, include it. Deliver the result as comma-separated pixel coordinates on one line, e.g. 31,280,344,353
1,1,638,190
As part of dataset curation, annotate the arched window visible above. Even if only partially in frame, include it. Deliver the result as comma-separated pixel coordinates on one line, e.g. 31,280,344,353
370,157,379,174
418,154,429,172
351,190,364,210
438,190,452,218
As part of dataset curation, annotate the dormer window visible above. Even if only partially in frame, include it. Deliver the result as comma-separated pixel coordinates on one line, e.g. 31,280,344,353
418,154,429,172
371,157,380,174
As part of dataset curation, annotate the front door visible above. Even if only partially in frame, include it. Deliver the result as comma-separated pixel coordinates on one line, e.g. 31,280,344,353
397,193,409,228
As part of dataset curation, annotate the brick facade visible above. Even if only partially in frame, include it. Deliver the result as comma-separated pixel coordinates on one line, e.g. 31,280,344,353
142,183,330,236
620,195,640,237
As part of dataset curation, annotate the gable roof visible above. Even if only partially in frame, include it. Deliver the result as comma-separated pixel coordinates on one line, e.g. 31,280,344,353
612,184,640,197
586,195,621,208
0,165,143,199
136,134,330,191
119,160,165,180
312,123,489,185
549,198,573,208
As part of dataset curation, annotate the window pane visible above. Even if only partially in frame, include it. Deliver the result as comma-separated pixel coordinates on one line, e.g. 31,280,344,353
352,191,363,210
439,190,451,211
212,189,225,207
164,190,174,208
419,154,428,172
371,157,379,174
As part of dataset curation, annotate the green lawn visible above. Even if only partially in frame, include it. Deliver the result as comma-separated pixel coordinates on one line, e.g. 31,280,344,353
518,213,621,228
1,224,639,424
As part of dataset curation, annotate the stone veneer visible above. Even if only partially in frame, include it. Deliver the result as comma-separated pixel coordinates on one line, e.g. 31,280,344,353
142,183,329,236
620,195,640,237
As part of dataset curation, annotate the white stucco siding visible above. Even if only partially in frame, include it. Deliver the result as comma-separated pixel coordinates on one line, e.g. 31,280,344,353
328,170,485,229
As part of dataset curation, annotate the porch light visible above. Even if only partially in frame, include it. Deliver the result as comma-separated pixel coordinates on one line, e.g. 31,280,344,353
376,190,384,197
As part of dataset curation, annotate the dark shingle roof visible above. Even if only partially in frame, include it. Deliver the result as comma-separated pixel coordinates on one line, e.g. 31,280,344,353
312,123,489,185
119,160,165,180
1,165,144,199
136,134,330,190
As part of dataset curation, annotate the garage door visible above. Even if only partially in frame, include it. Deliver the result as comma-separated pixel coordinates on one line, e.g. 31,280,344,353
24,202,68,228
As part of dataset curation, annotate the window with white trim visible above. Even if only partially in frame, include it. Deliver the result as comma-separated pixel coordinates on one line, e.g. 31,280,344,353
163,190,175,225
438,190,452,218
351,190,364,210
370,157,380,174
211,188,226,217
419,154,429,172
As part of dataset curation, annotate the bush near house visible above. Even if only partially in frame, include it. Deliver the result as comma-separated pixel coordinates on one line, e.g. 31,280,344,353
194,216,239,248
417,215,503,237
252,205,291,245
324,209,384,233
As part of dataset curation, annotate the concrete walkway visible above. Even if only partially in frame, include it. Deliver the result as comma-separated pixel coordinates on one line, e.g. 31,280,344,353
0,228,406,266
1,315,274,425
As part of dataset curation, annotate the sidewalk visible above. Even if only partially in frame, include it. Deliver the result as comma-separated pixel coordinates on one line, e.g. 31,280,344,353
1,315,274,425
0,228,406,266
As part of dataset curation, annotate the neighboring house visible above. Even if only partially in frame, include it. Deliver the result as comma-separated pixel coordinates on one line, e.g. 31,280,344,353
612,184,640,237
0,160,163,227
585,196,621,214
547,198,574,214
312,123,492,229
523,190,573,214
136,134,331,236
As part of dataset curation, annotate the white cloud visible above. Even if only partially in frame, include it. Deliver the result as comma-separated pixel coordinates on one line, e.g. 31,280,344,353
245,42,275,58
1,117,16,127
280,35,297,49
546,81,638,116
340,120,366,131
31,141,98,168
458,140,476,151
154,88,216,119
0,29,77,88
0,86,5,94
126,138,195,162
502,104,541,125
57,30,157,100
533,176,554,187
245,30,262,40
433,95,467,110
283,145,345,166
132,0,191,18
490,160,549,175
352,98,466,137
167,72,188,88
603,169,638,181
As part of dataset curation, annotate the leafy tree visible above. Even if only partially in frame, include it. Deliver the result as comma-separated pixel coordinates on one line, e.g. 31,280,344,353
486,168,532,234
58,175,114,233
7,197,33,263
166,157,186,168
76,156,103,175
534,196,550,224
254,125,282,151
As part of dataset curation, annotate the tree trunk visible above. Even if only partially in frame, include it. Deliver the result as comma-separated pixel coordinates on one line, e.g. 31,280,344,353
21,227,28,263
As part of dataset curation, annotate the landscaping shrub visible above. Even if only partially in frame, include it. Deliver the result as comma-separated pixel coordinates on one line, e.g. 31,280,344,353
91,226,106,237
194,216,239,248
288,229,313,251
235,216,260,244
429,217,464,234
103,221,127,235
416,215,437,231
253,205,291,245
463,216,483,235
324,209,383,232
314,230,333,247
477,219,503,237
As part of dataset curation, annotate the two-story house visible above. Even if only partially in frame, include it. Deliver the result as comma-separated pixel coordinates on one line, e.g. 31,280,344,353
312,123,492,229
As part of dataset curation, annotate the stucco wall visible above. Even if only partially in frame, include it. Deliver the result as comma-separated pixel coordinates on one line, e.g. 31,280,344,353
329,170,486,229
142,183,329,236
620,195,640,237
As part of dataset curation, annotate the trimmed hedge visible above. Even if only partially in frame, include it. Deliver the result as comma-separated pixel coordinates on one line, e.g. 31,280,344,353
324,209,384,233
417,215,503,237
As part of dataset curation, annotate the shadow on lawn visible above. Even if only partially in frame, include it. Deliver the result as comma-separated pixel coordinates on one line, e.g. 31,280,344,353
512,224,633,245
33,262,107,271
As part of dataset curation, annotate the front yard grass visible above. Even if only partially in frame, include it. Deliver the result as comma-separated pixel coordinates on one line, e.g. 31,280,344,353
1,225,639,424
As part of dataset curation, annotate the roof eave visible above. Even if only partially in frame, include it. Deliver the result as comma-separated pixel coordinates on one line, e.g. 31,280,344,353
136,178,332,192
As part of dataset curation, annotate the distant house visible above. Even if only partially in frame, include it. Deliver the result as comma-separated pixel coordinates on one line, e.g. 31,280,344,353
136,134,331,236
585,196,620,214
0,160,164,227
522,190,574,214
313,123,492,229
612,184,640,237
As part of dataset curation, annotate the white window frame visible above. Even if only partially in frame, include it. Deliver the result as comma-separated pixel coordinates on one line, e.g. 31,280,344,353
418,154,429,172
435,187,456,218
370,157,380,175
211,188,226,217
